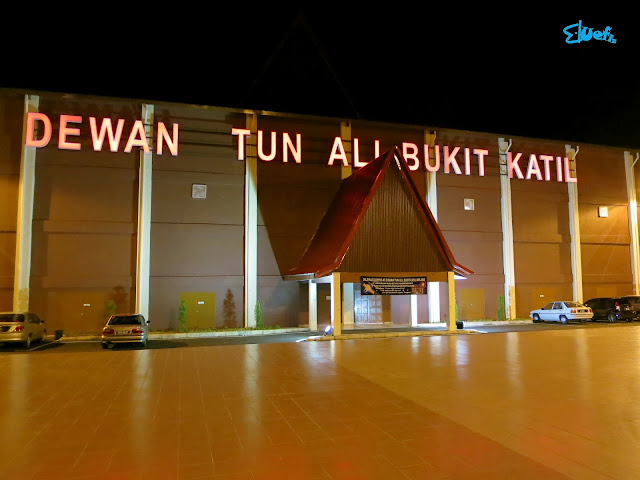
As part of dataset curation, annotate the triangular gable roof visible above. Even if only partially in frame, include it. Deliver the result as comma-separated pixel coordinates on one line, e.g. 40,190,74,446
284,147,473,280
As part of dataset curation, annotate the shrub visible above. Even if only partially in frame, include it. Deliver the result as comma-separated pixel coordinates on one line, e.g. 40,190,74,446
178,299,188,332
223,289,237,328
255,300,264,329
106,300,117,319
497,295,506,321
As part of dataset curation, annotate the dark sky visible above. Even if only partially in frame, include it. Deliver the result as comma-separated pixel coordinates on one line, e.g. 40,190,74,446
2,7,638,148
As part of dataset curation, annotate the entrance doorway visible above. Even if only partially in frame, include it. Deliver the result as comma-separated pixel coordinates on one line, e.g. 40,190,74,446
354,288,390,324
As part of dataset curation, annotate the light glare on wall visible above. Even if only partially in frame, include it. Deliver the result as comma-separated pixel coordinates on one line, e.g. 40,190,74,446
463,198,475,211
598,206,608,218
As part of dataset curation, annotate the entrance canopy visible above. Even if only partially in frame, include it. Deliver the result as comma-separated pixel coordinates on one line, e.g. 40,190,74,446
284,147,473,281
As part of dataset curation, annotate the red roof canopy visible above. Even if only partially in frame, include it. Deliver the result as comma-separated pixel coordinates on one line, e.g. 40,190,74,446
284,147,473,280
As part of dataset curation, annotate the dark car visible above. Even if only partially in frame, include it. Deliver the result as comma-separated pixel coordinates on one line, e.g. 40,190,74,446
620,296,640,320
583,297,637,322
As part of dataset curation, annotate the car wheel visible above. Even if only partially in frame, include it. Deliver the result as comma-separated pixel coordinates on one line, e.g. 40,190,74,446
581,319,586,323
608,312,617,322
532,314,540,323
101,343,108,349
560,315,568,324
24,335,32,349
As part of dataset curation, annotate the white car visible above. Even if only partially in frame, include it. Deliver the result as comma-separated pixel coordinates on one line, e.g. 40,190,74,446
101,314,150,349
530,301,593,324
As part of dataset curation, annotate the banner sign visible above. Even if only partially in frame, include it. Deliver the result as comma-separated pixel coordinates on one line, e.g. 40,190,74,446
361,276,427,295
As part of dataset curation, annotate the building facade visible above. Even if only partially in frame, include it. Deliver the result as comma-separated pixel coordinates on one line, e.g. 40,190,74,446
1,87,638,333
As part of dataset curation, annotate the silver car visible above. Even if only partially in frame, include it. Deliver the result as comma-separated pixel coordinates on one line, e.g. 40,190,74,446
0,312,47,348
101,314,150,349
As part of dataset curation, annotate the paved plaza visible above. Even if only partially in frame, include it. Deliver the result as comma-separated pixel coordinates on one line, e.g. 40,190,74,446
1,325,639,479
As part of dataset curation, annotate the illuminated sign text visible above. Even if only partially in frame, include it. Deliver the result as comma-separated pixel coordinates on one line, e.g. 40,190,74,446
232,129,578,183
25,113,179,155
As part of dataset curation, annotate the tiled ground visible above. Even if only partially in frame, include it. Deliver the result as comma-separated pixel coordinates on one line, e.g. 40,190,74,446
1,326,639,479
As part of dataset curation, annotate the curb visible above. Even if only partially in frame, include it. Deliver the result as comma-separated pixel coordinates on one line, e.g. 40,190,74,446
307,329,480,341
47,321,532,343
55,327,311,342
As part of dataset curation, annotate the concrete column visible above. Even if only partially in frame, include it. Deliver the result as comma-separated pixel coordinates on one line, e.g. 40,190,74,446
308,280,318,331
624,151,640,294
135,104,154,320
498,138,516,320
425,131,440,323
340,122,352,179
566,145,583,303
244,114,258,327
331,272,342,336
447,271,456,331
410,295,418,326
13,95,39,312
339,122,352,327
342,283,354,328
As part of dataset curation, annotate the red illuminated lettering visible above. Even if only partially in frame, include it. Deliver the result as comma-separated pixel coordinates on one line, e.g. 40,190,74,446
353,138,368,168
232,128,251,160
464,148,471,175
58,115,82,150
90,117,124,152
258,131,276,161
425,145,440,172
508,152,524,179
564,157,577,183
526,154,542,180
444,146,462,174
124,120,150,153
539,154,553,181
157,122,179,156
473,149,488,176
328,137,349,166
556,156,564,182
25,112,52,148
283,133,301,163
402,143,420,171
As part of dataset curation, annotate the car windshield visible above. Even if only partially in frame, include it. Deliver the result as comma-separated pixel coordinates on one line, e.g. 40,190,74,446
564,302,583,308
108,315,142,325
0,314,25,322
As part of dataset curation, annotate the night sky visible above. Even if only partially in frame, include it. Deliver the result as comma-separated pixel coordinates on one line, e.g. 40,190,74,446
2,7,638,148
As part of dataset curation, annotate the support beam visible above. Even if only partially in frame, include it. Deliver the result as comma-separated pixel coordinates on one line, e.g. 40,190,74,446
410,295,418,326
340,122,352,179
244,114,258,327
308,280,318,331
566,145,583,303
624,151,640,294
425,131,440,323
330,272,342,336
13,95,39,312
498,138,516,320
135,104,153,320
447,271,456,331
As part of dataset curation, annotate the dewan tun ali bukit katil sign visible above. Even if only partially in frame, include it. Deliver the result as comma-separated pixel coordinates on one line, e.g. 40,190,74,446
232,128,578,183
21,113,578,183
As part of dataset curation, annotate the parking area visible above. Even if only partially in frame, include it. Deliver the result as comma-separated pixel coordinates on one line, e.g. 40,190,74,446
1,323,640,479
